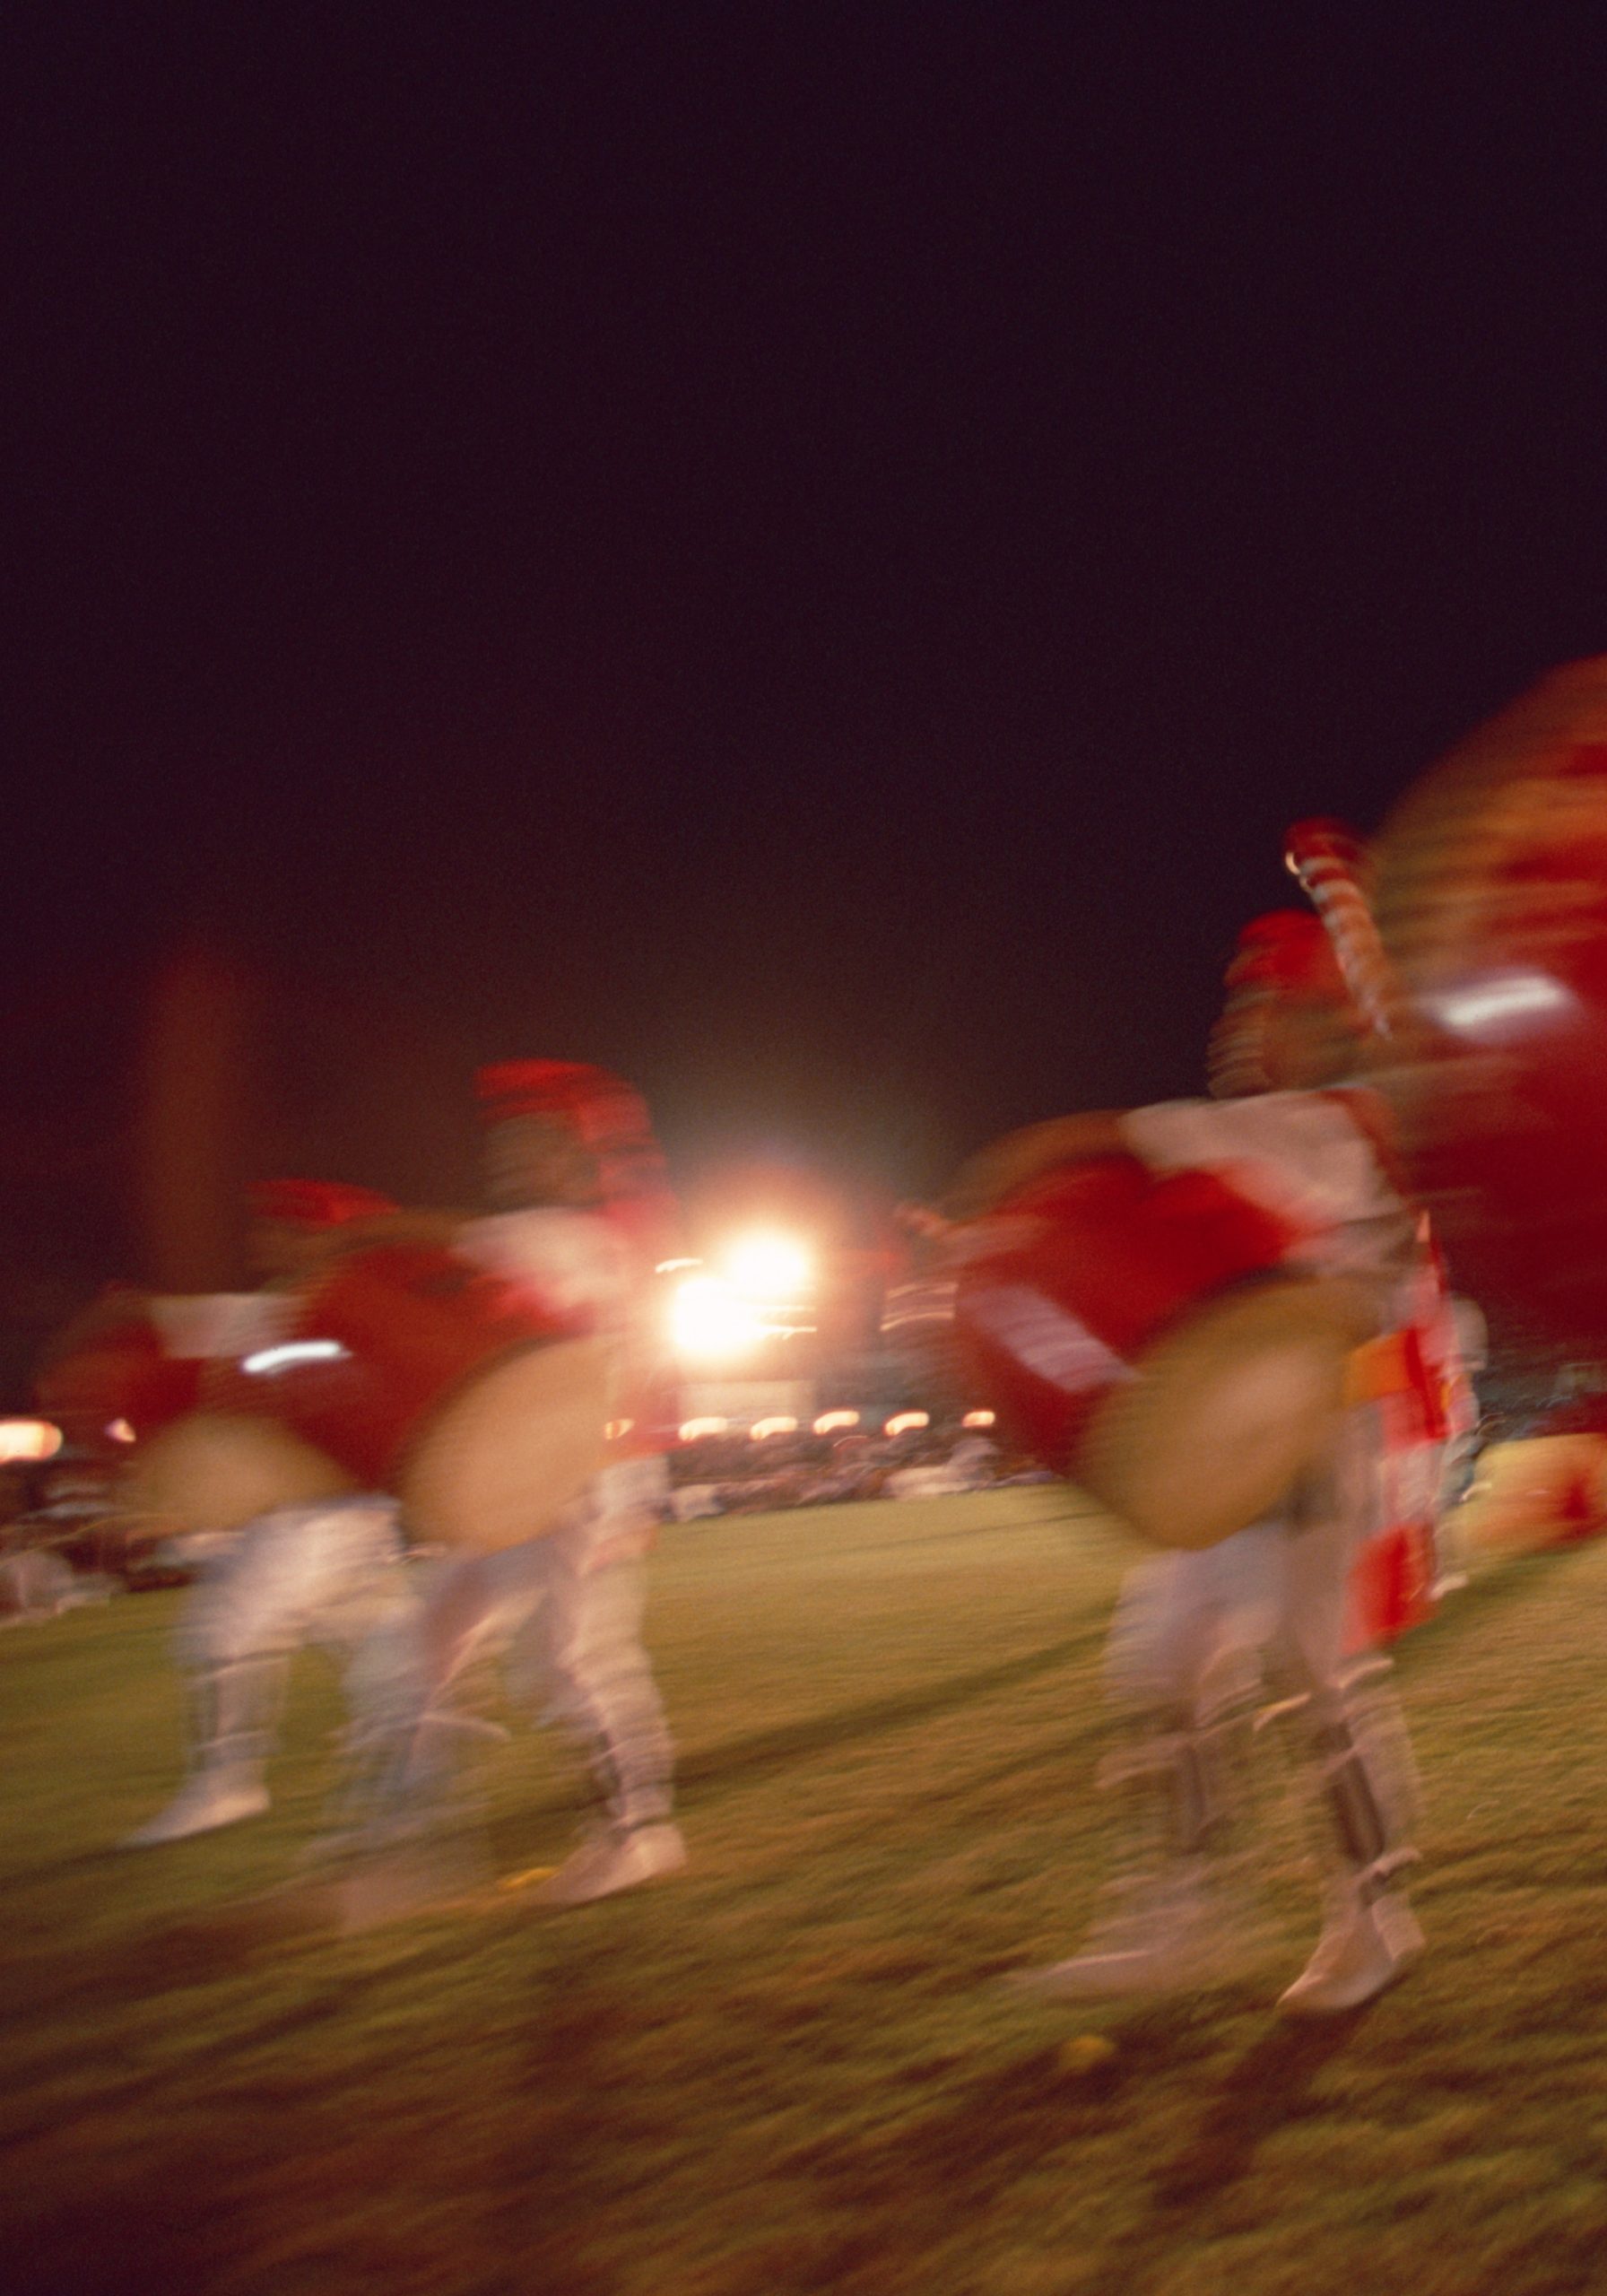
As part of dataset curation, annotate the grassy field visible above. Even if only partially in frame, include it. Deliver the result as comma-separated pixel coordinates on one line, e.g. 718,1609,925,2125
6,1487,1607,2295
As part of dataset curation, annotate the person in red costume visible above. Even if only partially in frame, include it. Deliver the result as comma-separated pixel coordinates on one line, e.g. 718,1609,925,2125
390,1061,686,1906
1010,909,1443,2014
118,1180,418,1848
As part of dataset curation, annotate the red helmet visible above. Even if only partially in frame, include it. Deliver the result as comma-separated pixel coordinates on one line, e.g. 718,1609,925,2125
474,1060,653,1150
1223,909,1348,1000
1211,910,1357,1098
476,1059,679,1252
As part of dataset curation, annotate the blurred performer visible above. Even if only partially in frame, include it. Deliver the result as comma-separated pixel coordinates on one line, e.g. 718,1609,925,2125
1015,911,1430,2014
121,1181,419,1847
389,1062,686,1904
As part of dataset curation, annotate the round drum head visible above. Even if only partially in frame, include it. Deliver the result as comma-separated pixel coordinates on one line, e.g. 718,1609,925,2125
1075,1278,1377,1552
124,1412,356,1533
401,1335,612,1552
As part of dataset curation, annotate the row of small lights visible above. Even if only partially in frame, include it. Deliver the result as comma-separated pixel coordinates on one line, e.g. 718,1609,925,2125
1,1407,998,1464
680,1409,996,1443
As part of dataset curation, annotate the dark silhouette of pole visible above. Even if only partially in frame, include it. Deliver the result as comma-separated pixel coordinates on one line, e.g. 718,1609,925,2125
134,942,248,1293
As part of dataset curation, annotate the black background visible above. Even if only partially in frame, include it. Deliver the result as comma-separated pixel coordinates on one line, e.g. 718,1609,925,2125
4,5,1605,1361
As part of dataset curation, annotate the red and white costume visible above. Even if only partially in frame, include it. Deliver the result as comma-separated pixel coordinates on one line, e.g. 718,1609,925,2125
1029,914,1434,2014
393,1064,683,1900
117,1182,419,1849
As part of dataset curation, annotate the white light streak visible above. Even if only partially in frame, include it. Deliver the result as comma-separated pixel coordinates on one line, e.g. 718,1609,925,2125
241,1339,350,1376
1427,970,1574,1036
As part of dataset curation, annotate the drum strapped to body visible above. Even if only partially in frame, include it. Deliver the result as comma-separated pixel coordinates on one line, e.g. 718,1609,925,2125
37,1291,356,1535
948,1152,1377,1551
218,1242,612,1553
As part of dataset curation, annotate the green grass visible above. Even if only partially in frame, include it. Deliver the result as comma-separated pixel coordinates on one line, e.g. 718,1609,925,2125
6,1488,1607,2294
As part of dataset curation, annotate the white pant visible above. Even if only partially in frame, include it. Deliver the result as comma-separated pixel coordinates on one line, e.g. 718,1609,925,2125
181,1497,411,1671
167,1497,416,1780
1099,1411,1417,1895
409,1457,675,1831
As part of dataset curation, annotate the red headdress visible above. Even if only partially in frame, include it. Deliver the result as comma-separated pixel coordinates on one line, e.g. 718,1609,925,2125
474,1060,654,1148
475,1060,681,1264
1210,909,1360,1099
1224,909,1349,1002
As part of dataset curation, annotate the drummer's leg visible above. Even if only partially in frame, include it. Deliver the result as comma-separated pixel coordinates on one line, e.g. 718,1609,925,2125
518,1474,683,1905
410,1548,526,1699
1022,1534,1273,1996
298,1500,423,1769
1267,1414,1424,2013
121,1505,333,1846
342,1541,546,1825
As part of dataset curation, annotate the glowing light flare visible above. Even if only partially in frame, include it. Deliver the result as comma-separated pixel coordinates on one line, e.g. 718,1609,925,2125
604,1418,636,1442
721,1231,814,1302
814,1410,861,1434
0,1419,63,1464
961,1410,997,1430
679,1416,729,1442
751,1416,799,1440
884,1411,931,1439
106,1419,138,1444
668,1274,766,1361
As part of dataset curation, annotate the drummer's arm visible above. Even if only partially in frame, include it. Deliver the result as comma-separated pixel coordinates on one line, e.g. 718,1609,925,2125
943,1113,1126,1221
314,1209,473,1259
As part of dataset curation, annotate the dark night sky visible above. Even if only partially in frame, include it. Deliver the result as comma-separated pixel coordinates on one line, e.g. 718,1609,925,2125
4,5,1606,1297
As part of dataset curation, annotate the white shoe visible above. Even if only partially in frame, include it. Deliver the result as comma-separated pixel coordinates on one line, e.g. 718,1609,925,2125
1278,1890,1423,2015
121,1770,271,1847
533,1822,687,1908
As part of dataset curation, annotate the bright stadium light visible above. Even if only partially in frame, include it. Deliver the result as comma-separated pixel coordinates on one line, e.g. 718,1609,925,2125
751,1416,799,1439
679,1416,729,1441
814,1409,861,1434
961,1409,997,1430
722,1230,814,1302
884,1411,931,1438
669,1273,765,1362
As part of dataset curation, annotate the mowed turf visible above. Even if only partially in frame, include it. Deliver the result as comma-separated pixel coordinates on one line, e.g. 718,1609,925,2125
6,1488,1607,2295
